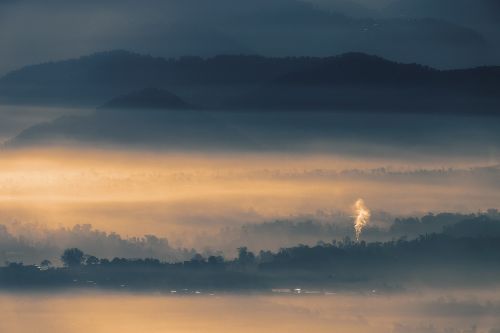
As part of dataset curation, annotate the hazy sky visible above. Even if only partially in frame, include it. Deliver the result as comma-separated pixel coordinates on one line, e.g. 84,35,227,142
0,0,498,75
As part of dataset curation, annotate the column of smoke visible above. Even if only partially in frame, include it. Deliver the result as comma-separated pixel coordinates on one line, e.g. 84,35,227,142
353,199,370,242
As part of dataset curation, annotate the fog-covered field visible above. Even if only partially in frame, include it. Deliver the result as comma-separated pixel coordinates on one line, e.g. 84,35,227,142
2,290,500,333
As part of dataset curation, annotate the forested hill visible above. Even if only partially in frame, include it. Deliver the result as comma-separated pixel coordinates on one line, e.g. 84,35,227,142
1,51,499,113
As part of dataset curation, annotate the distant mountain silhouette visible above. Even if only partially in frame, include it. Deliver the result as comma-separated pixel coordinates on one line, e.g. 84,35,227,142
1,51,499,113
0,50,313,107
6,85,257,150
275,53,436,84
100,88,194,110
230,53,500,113
0,0,496,77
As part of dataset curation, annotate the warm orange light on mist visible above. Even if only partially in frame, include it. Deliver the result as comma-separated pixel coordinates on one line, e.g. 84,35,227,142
0,148,498,238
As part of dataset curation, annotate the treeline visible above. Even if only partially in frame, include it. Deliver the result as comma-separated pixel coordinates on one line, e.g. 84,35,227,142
0,224,196,265
202,210,500,253
2,211,500,266
2,216,500,291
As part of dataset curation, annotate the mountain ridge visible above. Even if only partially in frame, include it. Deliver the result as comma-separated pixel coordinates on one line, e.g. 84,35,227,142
1,50,499,112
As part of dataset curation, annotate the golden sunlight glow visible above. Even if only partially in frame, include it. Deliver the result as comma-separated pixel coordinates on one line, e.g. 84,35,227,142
0,148,498,238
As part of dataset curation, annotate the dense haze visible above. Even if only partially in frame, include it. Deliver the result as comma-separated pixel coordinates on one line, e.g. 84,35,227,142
1,1,500,331
0,148,499,264
3,291,500,333
0,0,499,278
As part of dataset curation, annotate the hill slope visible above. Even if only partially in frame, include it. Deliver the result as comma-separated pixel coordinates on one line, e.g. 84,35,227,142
100,88,194,110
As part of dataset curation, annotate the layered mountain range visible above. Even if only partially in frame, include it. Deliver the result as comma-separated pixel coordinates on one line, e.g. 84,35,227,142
1,51,499,112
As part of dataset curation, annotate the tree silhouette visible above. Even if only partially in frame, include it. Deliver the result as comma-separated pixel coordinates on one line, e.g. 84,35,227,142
61,248,85,267
85,255,99,266
237,247,256,265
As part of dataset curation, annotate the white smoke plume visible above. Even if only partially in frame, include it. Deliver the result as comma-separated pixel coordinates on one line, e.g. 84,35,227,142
353,199,371,241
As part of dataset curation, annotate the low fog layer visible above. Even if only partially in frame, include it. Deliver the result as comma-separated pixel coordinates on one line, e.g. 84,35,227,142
2,209,499,265
0,149,498,241
0,105,91,143
7,109,500,159
2,291,500,333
